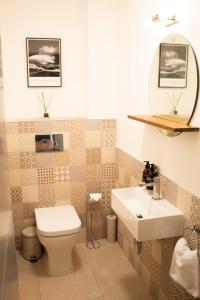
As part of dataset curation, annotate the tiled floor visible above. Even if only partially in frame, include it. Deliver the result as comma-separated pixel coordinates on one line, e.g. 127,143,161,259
17,240,153,300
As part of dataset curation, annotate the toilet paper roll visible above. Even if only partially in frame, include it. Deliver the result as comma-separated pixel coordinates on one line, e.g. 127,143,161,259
89,193,101,202
106,215,117,243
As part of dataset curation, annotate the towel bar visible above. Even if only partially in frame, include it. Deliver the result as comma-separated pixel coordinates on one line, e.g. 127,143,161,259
183,224,200,255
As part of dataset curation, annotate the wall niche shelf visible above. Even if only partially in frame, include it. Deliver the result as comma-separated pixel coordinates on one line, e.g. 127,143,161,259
128,115,199,133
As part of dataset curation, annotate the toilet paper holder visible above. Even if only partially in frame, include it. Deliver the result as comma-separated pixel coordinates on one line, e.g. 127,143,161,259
86,193,101,249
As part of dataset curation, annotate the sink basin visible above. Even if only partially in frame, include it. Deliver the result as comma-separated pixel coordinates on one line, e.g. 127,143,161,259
112,187,183,241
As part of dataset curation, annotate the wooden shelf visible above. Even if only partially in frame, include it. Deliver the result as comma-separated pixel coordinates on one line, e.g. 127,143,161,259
128,115,199,132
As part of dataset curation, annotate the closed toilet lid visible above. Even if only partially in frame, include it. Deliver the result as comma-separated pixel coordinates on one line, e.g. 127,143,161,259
35,205,81,237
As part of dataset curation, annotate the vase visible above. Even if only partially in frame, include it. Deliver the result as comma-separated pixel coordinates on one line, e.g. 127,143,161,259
43,112,49,118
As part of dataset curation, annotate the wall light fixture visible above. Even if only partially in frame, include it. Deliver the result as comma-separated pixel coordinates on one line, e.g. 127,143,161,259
152,13,179,27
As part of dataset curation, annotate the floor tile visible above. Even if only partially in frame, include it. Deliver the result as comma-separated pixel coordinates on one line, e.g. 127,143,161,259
17,240,153,300
37,258,101,300
17,252,41,300
90,253,153,299
79,239,124,264
103,291,152,300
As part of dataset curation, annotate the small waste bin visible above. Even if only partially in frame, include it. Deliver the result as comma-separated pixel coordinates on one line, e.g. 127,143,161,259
22,226,42,262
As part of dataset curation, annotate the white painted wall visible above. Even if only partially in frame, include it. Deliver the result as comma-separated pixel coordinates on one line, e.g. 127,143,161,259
1,0,200,196
87,0,120,118
116,0,200,196
0,0,88,119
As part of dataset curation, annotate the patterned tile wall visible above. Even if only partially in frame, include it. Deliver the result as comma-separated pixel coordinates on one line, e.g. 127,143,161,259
115,147,199,300
8,119,199,300
8,118,116,250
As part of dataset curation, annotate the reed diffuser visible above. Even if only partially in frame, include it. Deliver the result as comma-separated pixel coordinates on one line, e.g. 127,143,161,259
167,90,182,115
36,92,54,118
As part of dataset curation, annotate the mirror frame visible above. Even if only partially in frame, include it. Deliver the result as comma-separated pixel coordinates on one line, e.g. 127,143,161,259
149,34,199,136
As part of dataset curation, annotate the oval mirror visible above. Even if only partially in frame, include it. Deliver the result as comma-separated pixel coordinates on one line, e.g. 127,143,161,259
149,33,199,136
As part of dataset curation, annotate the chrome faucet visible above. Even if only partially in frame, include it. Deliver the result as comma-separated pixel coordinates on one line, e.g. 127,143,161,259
152,176,161,200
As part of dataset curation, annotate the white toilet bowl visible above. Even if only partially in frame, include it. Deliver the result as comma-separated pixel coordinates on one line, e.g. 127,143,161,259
35,205,81,276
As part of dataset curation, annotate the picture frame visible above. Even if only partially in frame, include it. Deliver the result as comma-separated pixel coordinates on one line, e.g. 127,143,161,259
26,38,62,87
158,43,188,88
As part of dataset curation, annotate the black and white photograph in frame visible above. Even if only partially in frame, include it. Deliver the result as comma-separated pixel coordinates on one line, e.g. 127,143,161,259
158,43,188,88
26,38,62,87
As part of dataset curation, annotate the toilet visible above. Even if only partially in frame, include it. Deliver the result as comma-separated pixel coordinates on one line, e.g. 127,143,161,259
35,205,81,276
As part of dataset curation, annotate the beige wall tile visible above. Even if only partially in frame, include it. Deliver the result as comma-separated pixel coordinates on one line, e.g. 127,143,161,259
160,175,178,205
38,168,54,184
7,152,20,169
69,119,86,131
18,133,35,152
54,182,70,200
122,237,130,258
71,181,87,213
35,120,52,134
86,148,101,164
36,152,54,168
176,186,192,220
101,128,116,147
101,163,115,180
12,203,23,221
6,134,19,152
63,132,69,149
86,164,101,181
55,199,71,206
130,176,138,187
118,166,126,186
20,152,36,169
54,150,69,166
101,180,114,209
18,121,35,133
11,187,22,203
142,263,150,289
190,195,200,225
69,130,85,148
69,148,86,166
21,169,37,186
38,184,55,207
9,170,22,186
23,218,35,227
22,186,39,203
54,166,70,183
152,240,162,266
6,122,18,134
101,147,115,163
51,120,70,132
86,131,101,148
86,119,101,130
23,202,39,219
101,119,116,129
70,166,86,182
87,181,101,193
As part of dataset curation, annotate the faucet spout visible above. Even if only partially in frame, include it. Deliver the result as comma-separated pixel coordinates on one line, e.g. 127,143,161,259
152,176,161,200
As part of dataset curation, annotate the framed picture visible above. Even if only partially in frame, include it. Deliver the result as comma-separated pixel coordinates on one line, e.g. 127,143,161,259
26,38,62,87
158,43,188,88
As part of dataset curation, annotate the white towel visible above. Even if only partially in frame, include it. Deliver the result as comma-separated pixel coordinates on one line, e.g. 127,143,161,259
170,238,200,298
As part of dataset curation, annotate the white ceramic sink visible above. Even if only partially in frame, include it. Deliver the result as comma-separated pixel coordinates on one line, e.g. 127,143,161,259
112,187,183,241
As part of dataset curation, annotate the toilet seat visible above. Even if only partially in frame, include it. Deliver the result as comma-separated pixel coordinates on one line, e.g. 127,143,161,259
35,205,81,237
